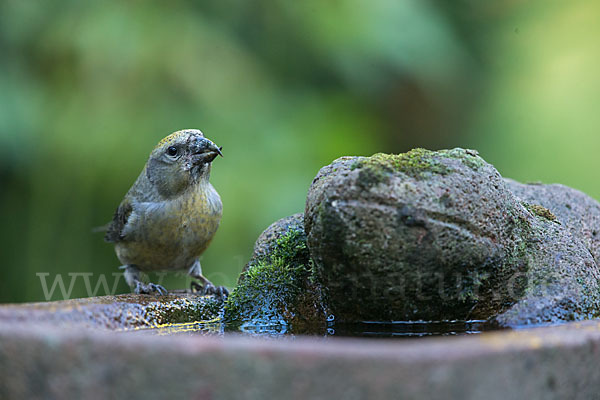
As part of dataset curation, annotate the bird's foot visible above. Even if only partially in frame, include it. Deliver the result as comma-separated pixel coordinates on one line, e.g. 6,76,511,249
191,281,229,298
134,281,168,296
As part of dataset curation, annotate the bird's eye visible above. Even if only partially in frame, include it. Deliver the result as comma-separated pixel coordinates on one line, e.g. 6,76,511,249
166,146,178,157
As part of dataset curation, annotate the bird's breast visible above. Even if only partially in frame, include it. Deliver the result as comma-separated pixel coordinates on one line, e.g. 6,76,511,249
116,184,222,271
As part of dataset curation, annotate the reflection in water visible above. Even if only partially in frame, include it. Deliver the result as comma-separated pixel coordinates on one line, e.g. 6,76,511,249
138,322,224,336
328,320,501,338
133,319,503,338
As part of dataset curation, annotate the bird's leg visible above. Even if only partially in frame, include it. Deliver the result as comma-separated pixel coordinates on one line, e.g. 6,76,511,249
188,260,229,298
121,265,168,296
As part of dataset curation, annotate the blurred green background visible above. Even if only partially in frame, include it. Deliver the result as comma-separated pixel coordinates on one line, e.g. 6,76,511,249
1,0,599,302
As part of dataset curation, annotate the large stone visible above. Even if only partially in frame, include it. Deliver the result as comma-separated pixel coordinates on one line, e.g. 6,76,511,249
305,149,600,326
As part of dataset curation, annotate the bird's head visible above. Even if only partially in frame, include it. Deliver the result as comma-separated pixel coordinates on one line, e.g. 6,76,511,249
145,129,223,197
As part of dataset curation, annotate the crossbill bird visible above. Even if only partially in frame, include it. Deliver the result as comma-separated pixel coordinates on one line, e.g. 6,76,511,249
104,129,227,297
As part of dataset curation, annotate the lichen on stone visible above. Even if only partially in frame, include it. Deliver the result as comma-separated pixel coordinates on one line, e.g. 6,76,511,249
444,148,487,171
522,202,558,222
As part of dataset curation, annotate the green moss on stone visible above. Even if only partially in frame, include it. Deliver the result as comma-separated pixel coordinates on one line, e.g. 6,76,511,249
224,229,325,331
271,228,309,264
353,149,450,179
224,258,307,325
351,148,485,186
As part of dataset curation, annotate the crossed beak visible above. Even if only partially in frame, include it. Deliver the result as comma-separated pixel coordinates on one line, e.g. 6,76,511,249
189,137,223,164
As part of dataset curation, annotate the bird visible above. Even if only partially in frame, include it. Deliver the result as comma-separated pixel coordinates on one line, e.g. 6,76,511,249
104,129,227,297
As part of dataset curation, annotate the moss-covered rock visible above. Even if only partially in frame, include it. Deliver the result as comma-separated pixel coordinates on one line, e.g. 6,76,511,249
239,213,306,277
0,293,224,331
305,148,600,326
223,214,326,333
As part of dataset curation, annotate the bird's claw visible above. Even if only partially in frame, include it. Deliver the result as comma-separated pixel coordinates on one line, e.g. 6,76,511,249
191,281,229,298
134,281,168,296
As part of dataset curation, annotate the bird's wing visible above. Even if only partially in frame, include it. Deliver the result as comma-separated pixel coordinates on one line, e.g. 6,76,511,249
104,199,133,243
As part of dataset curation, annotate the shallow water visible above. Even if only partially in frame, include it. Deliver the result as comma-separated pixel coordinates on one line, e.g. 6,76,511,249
328,320,500,338
139,319,502,338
